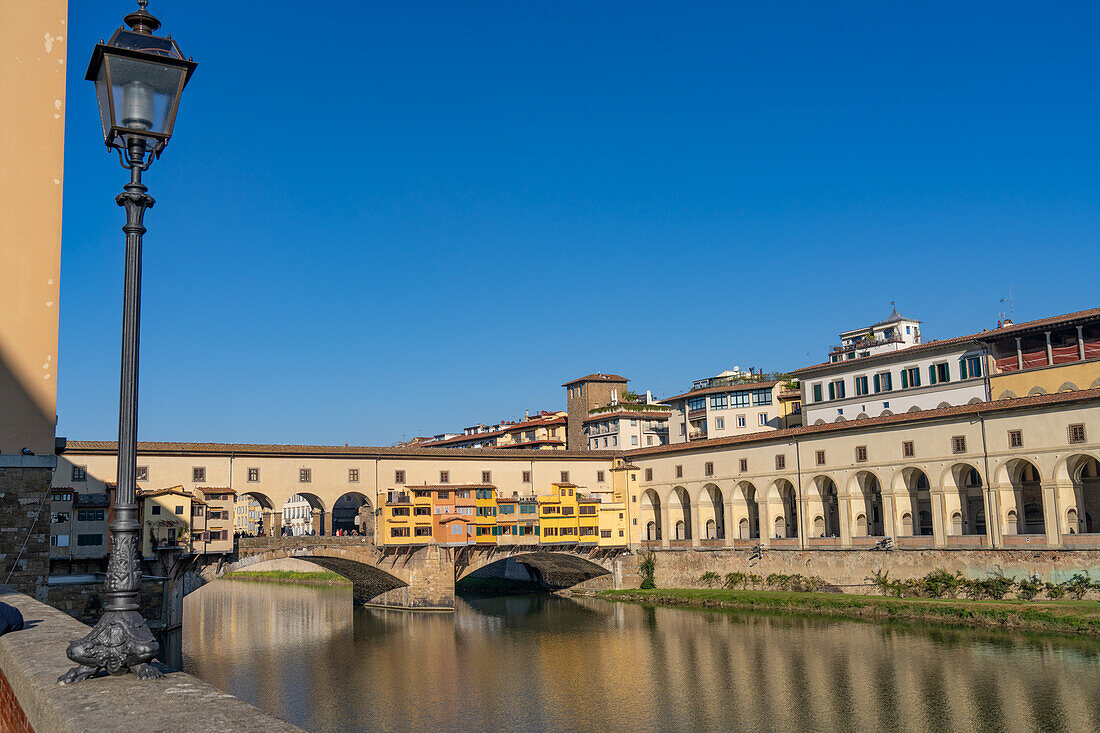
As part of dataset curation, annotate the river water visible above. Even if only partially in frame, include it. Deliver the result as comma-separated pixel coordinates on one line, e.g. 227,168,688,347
182,581,1100,733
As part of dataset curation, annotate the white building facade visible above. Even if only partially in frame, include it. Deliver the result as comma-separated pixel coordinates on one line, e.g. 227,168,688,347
584,408,671,450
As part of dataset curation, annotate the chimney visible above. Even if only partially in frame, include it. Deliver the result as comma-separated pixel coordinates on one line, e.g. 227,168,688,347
1002,318,1014,327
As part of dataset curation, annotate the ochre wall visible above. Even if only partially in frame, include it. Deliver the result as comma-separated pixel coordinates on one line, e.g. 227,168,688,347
0,0,67,456
991,361,1100,400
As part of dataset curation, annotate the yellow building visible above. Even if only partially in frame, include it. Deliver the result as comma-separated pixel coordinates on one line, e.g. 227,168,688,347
577,493,600,545
473,486,499,544
139,486,196,556
494,412,568,449
538,483,581,544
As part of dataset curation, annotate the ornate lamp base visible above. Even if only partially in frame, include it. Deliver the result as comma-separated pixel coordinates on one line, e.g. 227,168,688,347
58,610,162,684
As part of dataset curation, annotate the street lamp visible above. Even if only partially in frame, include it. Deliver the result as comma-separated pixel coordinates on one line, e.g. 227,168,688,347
59,1,196,684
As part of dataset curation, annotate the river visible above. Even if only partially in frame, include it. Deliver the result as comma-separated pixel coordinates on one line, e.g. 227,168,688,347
181,580,1100,732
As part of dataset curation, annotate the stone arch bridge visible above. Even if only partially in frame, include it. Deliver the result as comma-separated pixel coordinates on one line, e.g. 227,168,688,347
197,537,630,610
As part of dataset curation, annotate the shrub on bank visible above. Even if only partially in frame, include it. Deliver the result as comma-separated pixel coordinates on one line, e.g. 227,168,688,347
867,569,1099,602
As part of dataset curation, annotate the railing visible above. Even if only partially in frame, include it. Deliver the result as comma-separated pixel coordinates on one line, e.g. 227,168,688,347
831,336,903,355
688,430,708,441
687,408,706,420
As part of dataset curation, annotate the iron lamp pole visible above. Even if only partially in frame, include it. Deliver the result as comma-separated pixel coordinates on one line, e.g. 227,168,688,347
60,0,196,684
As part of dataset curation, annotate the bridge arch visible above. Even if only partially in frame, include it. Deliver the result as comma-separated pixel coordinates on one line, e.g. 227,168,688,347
455,550,613,590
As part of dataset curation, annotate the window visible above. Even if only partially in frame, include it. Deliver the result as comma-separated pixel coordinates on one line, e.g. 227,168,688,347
739,458,748,473
482,471,492,483
705,462,714,476
71,465,86,481
152,505,161,515
901,367,921,389
247,468,260,482
450,524,464,535
961,355,982,379
952,436,967,454
646,436,653,445
902,441,915,458
752,388,772,406
1068,424,1086,444
687,396,705,412
874,372,892,393
601,529,612,538
828,380,845,400
775,455,785,470
391,507,410,517
440,471,450,484
136,466,148,481
736,415,746,428
175,505,184,515
192,467,206,483
930,362,950,384
710,394,727,410
414,526,432,537
645,468,653,481
560,471,569,483
812,384,823,402
758,413,768,426
1008,430,1023,448
299,468,312,483
631,435,638,446
522,471,531,483
855,376,869,396
395,470,406,484
675,465,683,478
730,391,751,408
597,471,605,482
390,527,410,538
76,534,103,546
855,446,868,462
715,417,725,430
815,450,826,466
414,506,431,516
343,468,358,483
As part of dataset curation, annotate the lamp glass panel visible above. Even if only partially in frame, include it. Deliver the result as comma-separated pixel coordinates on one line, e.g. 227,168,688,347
94,63,112,141
105,54,184,136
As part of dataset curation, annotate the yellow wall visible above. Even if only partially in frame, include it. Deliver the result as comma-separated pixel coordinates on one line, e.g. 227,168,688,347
991,361,1100,400
0,0,67,455
140,490,193,556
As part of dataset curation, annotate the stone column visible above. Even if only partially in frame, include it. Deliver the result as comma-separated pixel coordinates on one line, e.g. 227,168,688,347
1042,483,1061,547
837,495,852,546
271,512,283,538
1078,326,1086,361
1015,337,1023,371
261,509,274,537
1045,331,1053,366
881,491,897,541
660,502,672,547
930,491,947,547
311,508,325,536
984,486,1001,548
690,499,701,546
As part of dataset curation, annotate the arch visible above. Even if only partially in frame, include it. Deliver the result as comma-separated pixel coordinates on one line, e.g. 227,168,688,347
937,401,952,410
814,419,826,426
849,471,884,537
856,412,869,420
834,416,847,423
809,475,840,537
331,491,373,537
220,549,409,606
900,512,913,534
768,479,798,539
736,481,760,539
997,390,1018,400
967,397,983,405
896,467,933,536
907,406,922,414
1062,454,1100,534
880,409,894,417
1027,386,1047,397
951,512,963,535
240,491,276,536
1058,382,1079,393
641,489,662,542
942,463,985,536
812,516,825,534
1001,458,1045,535
456,552,610,590
670,487,692,540
279,493,329,537
699,484,725,540
1091,377,1100,389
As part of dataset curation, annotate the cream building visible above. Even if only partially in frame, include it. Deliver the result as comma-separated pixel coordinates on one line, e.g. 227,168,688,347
664,376,786,444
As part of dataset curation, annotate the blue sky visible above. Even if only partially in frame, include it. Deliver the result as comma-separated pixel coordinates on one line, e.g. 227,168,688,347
57,1,1100,444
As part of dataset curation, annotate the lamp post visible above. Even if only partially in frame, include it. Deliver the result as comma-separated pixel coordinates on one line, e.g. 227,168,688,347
59,1,196,684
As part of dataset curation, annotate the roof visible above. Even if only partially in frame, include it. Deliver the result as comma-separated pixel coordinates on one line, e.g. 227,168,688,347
402,484,494,491
195,486,236,496
583,410,670,423
502,415,566,431
628,388,1100,457
563,373,629,387
62,440,616,461
796,307,1100,376
138,485,201,502
872,305,921,328
661,381,780,404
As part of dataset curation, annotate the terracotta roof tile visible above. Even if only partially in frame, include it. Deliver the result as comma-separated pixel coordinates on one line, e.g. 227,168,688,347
661,381,780,403
583,410,671,423
563,373,629,386
63,441,615,460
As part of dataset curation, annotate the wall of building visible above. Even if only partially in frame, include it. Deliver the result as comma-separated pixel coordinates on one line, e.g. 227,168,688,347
991,360,1100,400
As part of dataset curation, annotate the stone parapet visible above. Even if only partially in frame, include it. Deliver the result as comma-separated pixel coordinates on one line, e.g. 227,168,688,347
0,585,303,732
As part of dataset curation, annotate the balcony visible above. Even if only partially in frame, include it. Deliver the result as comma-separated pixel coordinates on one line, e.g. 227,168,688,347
830,336,903,356
688,430,708,441
687,408,706,420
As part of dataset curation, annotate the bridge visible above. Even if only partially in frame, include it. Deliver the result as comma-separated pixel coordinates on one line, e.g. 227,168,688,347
200,537,631,610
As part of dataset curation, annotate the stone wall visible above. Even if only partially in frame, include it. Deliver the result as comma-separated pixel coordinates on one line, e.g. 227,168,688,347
634,548,1100,592
0,664,32,733
0,468,52,600
0,585,303,732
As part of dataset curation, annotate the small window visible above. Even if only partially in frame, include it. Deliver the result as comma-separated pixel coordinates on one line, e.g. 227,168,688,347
855,446,868,463
395,470,406,484
299,468,312,483
739,458,748,473
597,471,605,483
812,384,823,402
736,415,746,428
1008,430,1023,448
715,417,725,430
1068,424,1086,444
440,471,450,484
72,465,87,482
855,376,869,397
136,466,148,482
175,505,184,515
644,468,653,481
902,441,915,458
560,471,570,483
675,465,683,478
815,450,825,466
775,455,785,470
952,436,967,454
758,413,768,426
631,435,638,445
192,467,206,483
349,468,360,482
482,471,492,484
152,505,161,515
247,468,260,482
522,471,531,483
705,462,714,476
902,367,921,389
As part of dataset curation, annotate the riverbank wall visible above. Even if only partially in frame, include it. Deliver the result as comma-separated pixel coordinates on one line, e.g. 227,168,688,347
637,548,1100,592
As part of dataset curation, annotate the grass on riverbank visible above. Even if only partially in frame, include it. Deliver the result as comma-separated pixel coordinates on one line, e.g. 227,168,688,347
222,570,350,586
599,588,1100,636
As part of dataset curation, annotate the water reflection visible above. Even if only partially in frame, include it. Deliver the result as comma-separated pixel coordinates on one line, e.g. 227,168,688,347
184,581,1100,733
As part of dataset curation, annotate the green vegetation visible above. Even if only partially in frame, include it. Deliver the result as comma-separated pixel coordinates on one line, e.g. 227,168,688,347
222,570,350,586
588,402,672,415
600,588,1100,636
866,569,1100,602
638,550,657,590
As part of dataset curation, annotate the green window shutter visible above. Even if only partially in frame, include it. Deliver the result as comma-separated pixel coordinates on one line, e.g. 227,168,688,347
943,363,950,382
913,369,920,387
901,370,909,389
828,382,835,400
959,358,967,379
928,365,936,385
873,374,880,393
